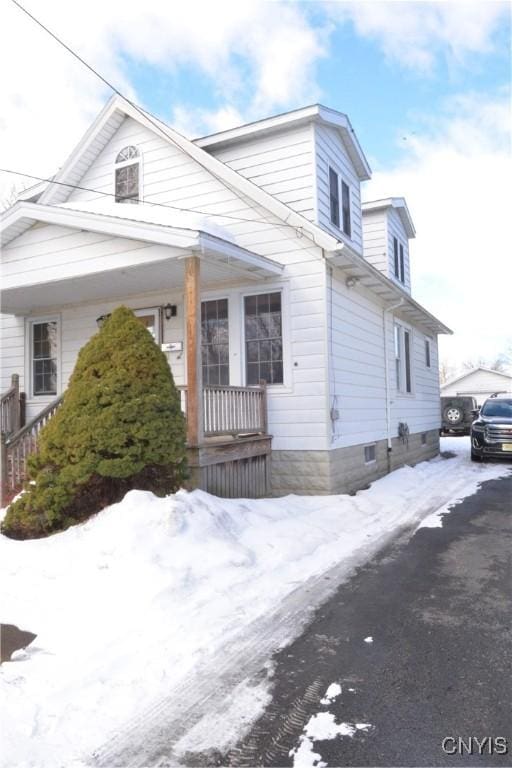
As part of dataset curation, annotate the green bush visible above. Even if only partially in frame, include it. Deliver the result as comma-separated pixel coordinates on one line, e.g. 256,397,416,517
2,306,187,539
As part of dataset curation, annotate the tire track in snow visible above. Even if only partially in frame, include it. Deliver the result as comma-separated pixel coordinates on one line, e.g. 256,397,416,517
89,453,504,767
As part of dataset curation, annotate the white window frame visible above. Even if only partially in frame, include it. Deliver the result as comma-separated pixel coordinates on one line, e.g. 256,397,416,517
240,284,291,390
328,164,352,240
200,297,230,386
394,321,414,395
364,444,376,464
133,307,161,344
114,145,143,204
425,337,431,368
26,315,61,400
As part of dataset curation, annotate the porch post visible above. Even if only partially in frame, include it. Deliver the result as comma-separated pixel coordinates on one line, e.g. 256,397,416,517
184,255,203,447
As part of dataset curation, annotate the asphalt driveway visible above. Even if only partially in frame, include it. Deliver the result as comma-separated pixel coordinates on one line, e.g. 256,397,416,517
222,471,512,767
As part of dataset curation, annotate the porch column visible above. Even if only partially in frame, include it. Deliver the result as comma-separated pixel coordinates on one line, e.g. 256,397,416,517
184,255,203,446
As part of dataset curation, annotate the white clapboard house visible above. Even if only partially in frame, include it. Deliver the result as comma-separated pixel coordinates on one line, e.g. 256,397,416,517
0,97,451,501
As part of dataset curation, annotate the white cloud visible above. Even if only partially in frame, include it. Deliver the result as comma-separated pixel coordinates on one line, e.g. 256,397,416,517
327,1,509,72
0,0,326,200
365,89,512,369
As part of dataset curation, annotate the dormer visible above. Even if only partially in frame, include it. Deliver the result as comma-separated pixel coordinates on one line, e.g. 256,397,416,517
196,104,371,256
362,198,416,294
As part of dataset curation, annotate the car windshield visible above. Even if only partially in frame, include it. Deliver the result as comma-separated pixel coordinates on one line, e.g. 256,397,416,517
480,400,512,418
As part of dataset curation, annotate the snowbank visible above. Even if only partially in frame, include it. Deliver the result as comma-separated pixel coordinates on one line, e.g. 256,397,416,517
0,436,509,766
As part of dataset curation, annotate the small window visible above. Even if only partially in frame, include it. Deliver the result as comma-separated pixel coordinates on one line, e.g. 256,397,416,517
31,320,58,396
341,181,351,237
364,444,376,463
244,292,283,385
395,323,412,394
394,324,401,390
329,168,340,228
421,432,427,445
115,145,140,204
201,299,229,386
399,243,405,283
404,329,412,393
425,339,431,368
393,237,399,278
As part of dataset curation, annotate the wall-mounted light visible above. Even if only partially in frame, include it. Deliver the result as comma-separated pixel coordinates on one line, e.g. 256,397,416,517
96,313,111,327
163,303,177,320
345,275,359,289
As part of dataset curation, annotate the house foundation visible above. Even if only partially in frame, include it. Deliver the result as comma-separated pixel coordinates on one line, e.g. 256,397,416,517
271,428,440,496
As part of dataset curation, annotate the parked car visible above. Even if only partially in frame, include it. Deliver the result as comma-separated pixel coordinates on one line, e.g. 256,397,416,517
440,396,477,436
470,395,512,461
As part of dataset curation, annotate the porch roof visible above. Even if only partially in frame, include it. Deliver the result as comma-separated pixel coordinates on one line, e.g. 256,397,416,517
0,202,283,315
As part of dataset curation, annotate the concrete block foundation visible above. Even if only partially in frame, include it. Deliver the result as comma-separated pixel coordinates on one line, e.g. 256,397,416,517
271,429,440,496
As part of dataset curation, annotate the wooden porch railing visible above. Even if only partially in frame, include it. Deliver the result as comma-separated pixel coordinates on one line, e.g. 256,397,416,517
1,395,63,504
1,374,24,437
178,381,268,437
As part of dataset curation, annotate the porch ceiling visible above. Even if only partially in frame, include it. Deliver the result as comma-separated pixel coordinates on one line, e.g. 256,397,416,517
0,203,283,315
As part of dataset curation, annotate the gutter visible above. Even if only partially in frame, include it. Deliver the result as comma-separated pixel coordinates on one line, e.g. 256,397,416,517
383,299,405,465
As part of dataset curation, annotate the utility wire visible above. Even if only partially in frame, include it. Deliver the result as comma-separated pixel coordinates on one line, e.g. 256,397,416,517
0,167,306,231
9,0,313,243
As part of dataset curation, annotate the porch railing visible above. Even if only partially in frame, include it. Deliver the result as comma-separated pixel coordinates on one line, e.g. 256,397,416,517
1,374,24,437
1,395,63,503
178,382,268,438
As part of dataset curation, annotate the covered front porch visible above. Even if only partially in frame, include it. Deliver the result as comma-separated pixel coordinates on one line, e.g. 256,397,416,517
0,204,284,501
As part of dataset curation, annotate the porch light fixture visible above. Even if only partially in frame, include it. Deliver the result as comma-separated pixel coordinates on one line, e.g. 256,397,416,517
96,313,111,327
345,275,359,289
163,303,177,320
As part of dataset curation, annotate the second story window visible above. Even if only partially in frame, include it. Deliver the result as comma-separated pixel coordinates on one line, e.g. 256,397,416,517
393,238,406,283
329,168,340,228
115,145,140,204
341,180,351,237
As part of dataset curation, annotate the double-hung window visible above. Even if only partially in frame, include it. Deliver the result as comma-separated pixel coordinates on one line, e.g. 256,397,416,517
30,319,58,396
394,237,405,283
425,338,431,368
329,168,340,228
201,299,229,386
394,323,412,393
244,292,283,385
329,167,351,237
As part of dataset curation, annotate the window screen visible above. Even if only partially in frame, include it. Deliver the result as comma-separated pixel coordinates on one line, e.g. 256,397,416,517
201,299,229,386
341,181,351,237
245,292,283,385
329,168,340,227
32,321,57,395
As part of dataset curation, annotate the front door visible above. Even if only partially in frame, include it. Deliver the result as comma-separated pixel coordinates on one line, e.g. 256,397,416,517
134,307,161,344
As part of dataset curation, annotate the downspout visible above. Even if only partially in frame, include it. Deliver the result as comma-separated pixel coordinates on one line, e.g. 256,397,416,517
383,298,404,471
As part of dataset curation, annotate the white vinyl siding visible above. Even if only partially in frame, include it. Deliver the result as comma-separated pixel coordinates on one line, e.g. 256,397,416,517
362,206,411,294
314,123,363,253
207,125,316,221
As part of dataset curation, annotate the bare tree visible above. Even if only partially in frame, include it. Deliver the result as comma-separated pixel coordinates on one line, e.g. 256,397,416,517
439,360,457,385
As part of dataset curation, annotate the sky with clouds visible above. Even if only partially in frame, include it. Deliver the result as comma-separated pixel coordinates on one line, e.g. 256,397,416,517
1,0,511,371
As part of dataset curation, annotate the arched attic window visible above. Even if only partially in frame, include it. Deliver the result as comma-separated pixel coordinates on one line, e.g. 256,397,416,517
115,145,140,204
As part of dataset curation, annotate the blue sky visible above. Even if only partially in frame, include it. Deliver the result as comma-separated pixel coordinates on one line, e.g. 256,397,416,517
1,0,511,370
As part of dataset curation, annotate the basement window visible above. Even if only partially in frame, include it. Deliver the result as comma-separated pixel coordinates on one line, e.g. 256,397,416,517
364,444,376,463
421,433,427,445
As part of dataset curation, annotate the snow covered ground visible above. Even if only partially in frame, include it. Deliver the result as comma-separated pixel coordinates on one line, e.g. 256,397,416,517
0,436,510,767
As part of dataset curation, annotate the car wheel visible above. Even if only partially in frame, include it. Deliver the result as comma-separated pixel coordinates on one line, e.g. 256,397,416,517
444,405,463,425
471,450,482,462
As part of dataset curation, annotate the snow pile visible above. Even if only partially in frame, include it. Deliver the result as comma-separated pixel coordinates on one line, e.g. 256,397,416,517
0,437,509,766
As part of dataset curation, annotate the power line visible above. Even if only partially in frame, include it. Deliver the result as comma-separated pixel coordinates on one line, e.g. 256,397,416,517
9,0,313,244
0,167,305,232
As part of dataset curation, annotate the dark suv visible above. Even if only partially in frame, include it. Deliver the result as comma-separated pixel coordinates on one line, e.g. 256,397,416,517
471,396,512,461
